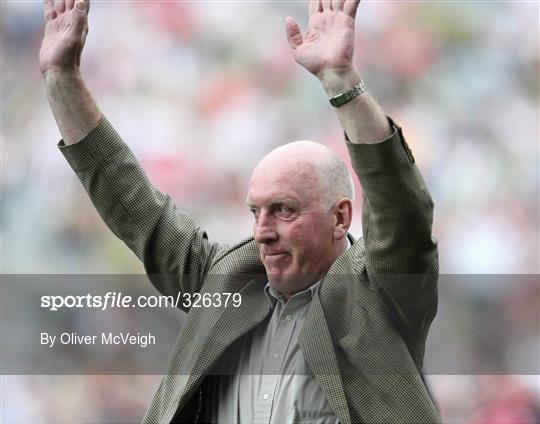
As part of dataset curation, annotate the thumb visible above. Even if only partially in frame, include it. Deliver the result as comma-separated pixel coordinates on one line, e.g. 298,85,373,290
71,0,87,35
285,17,303,49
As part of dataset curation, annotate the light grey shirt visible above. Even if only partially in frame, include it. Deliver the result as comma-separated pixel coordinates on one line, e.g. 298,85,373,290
205,280,340,423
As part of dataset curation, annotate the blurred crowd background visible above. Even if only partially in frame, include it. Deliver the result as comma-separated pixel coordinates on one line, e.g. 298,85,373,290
2,0,539,423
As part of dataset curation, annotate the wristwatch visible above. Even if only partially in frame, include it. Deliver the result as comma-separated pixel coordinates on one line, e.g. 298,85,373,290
329,79,367,108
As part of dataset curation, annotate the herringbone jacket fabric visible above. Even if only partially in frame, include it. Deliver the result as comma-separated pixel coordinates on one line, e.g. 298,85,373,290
59,117,441,424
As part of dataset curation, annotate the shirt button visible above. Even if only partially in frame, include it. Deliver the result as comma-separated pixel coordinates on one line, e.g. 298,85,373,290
263,393,270,400
285,314,292,321
273,353,279,359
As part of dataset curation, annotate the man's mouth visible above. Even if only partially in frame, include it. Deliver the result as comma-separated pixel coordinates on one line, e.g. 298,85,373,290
263,252,288,263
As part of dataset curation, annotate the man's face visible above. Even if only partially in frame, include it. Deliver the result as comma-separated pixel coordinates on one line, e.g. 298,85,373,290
247,159,337,298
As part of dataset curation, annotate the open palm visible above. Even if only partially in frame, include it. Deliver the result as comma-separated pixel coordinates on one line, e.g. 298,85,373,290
39,0,89,75
286,0,360,77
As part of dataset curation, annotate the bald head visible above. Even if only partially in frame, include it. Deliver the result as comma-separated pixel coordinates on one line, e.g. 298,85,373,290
247,141,354,297
250,141,355,210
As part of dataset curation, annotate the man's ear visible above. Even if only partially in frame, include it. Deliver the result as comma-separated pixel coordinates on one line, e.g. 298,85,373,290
333,198,353,241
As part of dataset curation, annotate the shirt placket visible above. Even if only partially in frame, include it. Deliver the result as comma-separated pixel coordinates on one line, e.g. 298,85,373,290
253,300,302,424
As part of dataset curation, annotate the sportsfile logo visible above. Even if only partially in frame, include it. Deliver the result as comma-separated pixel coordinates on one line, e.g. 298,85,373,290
41,292,138,311
40,291,242,311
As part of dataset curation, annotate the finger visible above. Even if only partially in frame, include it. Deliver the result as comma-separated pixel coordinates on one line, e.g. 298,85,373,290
44,0,56,21
343,0,360,18
75,0,88,14
81,26,88,46
70,0,88,35
285,17,303,50
66,0,75,10
322,0,331,11
309,0,322,15
335,0,345,11
54,0,66,14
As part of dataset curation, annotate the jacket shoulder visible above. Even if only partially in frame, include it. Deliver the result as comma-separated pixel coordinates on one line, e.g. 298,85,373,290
210,237,265,275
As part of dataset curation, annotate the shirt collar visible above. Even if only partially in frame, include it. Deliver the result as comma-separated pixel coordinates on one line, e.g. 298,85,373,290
264,279,321,305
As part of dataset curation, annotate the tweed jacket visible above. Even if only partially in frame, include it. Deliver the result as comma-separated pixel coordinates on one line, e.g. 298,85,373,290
59,117,441,424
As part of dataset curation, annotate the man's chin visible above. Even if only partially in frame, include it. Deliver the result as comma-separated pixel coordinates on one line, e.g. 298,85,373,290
266,273,315,295
267,274,292,290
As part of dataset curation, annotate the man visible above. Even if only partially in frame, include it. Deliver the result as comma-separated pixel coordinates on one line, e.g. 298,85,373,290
40,0,440,422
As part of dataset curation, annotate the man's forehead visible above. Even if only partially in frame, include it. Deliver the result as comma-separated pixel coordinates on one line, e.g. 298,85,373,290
247,172,317,206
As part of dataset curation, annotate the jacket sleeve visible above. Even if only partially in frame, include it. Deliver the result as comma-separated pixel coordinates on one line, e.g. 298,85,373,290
58,116,224,305
346,118,439,337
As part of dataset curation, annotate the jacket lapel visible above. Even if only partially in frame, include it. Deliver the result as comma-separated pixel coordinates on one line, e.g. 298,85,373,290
299,279,352,424
182,277,272,388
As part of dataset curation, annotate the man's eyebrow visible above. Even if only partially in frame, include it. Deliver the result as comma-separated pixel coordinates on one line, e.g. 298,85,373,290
246,197,299,208
272,197,299,206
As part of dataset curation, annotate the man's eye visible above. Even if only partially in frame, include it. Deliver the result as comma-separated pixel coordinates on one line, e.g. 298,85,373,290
277,206,293,218
250,208,260,219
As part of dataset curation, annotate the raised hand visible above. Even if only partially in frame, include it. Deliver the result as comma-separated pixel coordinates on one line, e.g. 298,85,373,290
285,0,360,78
39,0,90,76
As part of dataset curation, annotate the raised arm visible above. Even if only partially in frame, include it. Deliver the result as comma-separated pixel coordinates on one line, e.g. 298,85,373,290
39,0,223,306
285,0,391,144
286,0,438,336
40,0,101,145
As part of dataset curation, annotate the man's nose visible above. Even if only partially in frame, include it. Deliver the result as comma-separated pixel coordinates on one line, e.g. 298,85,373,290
254,211,278,244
